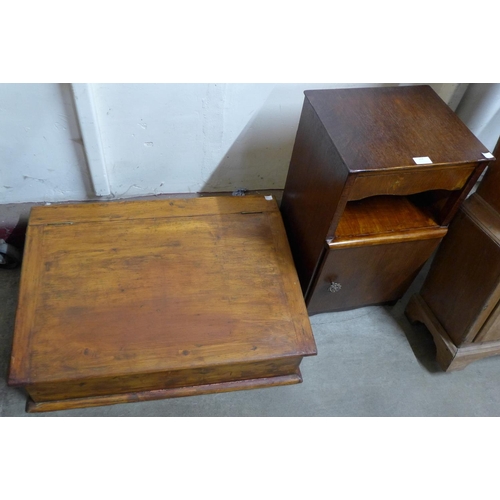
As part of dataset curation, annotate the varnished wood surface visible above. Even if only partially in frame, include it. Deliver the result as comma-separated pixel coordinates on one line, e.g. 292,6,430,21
406,294,500,371
348,163,476,201
334,196,441,239
476,137,500,215
475,299,500,344
304,86,491,172
25,358,304,402
280,85,491,311
403,137,500,370
419,201,500,346
462,193,500,244
26,372,303,413
8,195,316,411
405,172,500,369
29,195,277,226
307,236,442,314
464,137,500,343
330,196,446,249
280,98,350,295
436,161,488,226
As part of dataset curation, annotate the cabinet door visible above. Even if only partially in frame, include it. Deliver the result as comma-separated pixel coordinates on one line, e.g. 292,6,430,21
307,238,442,314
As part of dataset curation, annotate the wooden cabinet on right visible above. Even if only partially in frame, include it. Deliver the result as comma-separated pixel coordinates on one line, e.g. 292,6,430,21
280,85,492,315
406,139,500,371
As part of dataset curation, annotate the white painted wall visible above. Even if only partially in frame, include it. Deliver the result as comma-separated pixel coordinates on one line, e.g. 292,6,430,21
93,83,395,198
0,83,497,204
0,83,91,203
456,83,500,152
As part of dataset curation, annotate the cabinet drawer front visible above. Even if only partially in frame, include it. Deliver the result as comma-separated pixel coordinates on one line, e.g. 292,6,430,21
307,238,442,314
349,164,477,201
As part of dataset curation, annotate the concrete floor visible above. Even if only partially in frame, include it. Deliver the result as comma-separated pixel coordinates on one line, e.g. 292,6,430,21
2,261,500,417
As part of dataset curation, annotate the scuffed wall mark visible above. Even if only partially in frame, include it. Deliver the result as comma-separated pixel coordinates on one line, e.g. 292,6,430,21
3,186,13,189
53,185,67,196
138,121,147,130
71,138,84,146
54,122,68,131
20,175,68,196
23,175,46,183
144,142,154,147
118,184,144,197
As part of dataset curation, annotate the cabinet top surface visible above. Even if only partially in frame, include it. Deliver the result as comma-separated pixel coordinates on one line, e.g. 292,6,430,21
304,85,491,172
9,196,316,385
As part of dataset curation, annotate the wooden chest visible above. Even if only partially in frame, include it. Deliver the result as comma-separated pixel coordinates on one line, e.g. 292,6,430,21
8,195,317,412
280,85,492,314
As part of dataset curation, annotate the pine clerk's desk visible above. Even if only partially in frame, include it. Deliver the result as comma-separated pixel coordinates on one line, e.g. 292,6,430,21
8,196,316,412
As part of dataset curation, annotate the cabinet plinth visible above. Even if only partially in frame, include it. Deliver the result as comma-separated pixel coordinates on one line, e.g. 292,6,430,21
280,85,492,314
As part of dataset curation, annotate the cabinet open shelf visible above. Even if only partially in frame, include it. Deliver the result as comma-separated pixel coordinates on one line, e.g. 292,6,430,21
305,194,449,314
334,195,443,245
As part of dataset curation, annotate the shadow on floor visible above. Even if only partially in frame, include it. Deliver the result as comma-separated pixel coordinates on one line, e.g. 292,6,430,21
390,310,440,373
384,254,443,374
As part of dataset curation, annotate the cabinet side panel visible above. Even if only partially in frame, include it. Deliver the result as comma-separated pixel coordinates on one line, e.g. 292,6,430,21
280,98,349,295
420,210,500,345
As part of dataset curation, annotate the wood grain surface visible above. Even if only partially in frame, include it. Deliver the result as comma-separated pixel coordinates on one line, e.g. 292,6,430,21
280,98,350,295
419,202,500,346
406,294,500,372
307,237,443,314
26,371,303,413
280,85,491,309
404,137,500,370
335,196,441,239
476,135,500,214
304,85,491,172
8,196,316,410
348,163,476,201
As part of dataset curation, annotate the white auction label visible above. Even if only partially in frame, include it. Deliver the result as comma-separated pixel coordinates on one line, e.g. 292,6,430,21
413,156,433,165
482,152,494,159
